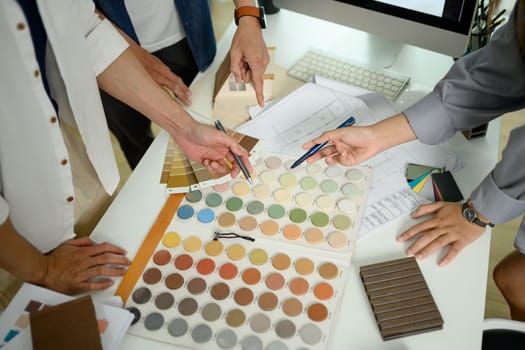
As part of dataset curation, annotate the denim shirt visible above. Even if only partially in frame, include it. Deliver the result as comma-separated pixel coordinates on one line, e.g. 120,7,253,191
94,0,216,71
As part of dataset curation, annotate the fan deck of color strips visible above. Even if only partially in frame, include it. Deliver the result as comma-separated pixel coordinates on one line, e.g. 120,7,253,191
359,257,443,340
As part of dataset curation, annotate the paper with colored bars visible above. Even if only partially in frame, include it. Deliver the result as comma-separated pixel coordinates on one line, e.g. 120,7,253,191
160,130,259,193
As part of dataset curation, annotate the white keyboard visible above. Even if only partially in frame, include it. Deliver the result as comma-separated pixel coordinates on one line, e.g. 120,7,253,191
287,50,411,100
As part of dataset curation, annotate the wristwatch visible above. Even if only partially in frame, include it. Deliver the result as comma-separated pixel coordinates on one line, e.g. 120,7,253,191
462,201,494,228
234,6,266,29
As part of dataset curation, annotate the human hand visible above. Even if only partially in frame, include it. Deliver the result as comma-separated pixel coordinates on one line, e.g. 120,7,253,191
397,202,486,267
230,16,269,107
173,122,253,179
42,237,130,295
132,46,192,106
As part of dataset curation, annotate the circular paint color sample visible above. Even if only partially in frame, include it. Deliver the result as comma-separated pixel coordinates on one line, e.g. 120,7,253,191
307,303,329,322
282,224,301,240
333,215,352,230
267,204,286,219
143,268,162,285
219,262,238,280
201,303,222,322
232,182,251,196
258,292,278,311
346,168,364,182
178,297,198,316
162,232,181,248
265,156,282,169
242,268,261,285
249,248,268,265
327,231,347,248
306,163,322,175
226,197,244,212
177,205,194,220
216,329,238,349
132,287,151,304
239,216,258,231
144,312,164,331
272,253,291,270
299,323,323,345
234,287,254,306
252,184,270,199
304,228,324,245
311,212,330,227
240,335,263,350
319,262,339,280
196,258,216,275
314,282,334,300
316,195,335,210
289,277,309,296
205,193,223,207
210,282,230,301
205,240,224,256
259,170,276,184
289,208,307,224
273,188,291,203
165,273,184,290
261,220,279,236
282,298,303,317
167,318,188,337
153,250,171,266
295,192,313,208
183,236,202,252
174,254,193,270
337,198,357,213
278,173,297,188
187,277,207,295
265,272,285,290
275,319,296,339
192,324,213,343
227,244,246,261
154,292,175,310
266,340,289,350
325,166,343,178
126,307,141,325
284,159,300,172
197,208,215,223
299,176,318,191
226,309,246,327
185,190,202,203
218,212,236,227
246,200,265,215
341,183,360,197
250,313,271,333
320,180,338,194
213,182,230,192
295,258,315,276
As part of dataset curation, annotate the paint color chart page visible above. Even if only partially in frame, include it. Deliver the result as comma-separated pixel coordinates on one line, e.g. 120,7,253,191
124,153,373,349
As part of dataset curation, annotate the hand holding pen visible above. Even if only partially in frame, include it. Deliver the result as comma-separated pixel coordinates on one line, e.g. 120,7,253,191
214,120,253,184
292,117,356,169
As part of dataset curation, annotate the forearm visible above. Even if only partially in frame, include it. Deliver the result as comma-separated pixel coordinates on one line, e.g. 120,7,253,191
0,219,47,285
371,113,417,152
234,0,258,7
96,49,196,137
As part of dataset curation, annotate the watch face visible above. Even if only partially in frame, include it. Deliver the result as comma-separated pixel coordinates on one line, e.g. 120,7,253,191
463,207,476,222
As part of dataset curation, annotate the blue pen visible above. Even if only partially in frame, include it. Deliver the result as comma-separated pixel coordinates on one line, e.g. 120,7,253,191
291,116,356,169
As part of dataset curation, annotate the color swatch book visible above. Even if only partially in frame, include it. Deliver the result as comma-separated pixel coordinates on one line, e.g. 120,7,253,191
160,131,260,194
0,283,134,350
121,152,373,349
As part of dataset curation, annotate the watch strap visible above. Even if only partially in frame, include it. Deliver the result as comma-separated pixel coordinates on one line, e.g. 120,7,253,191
234,6,266,28
462,202,494,228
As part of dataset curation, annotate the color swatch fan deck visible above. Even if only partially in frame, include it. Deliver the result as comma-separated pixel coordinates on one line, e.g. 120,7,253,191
125,153,373,349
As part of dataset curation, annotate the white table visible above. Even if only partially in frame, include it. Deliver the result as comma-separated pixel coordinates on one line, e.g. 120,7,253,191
91,9,499,350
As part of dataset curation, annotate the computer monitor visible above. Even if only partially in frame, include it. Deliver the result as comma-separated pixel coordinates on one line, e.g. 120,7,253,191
274,0,477,60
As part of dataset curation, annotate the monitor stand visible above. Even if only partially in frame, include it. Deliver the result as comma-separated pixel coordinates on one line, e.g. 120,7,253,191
364,34,404,69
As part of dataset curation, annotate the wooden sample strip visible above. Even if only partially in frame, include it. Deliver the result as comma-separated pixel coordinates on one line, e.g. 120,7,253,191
359,256,443,340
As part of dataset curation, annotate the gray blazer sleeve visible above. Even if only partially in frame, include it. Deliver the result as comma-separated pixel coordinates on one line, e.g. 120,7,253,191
403,6,525,226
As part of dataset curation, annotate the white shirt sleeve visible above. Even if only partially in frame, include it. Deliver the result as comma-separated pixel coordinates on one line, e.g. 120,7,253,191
86,18,129,76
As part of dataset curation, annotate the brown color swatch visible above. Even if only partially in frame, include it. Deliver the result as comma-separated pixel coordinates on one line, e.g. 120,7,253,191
359,256,443,340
